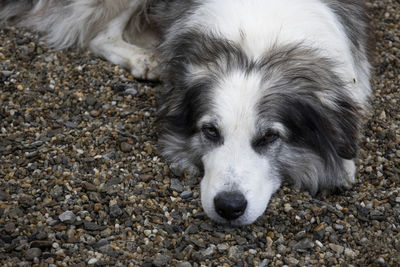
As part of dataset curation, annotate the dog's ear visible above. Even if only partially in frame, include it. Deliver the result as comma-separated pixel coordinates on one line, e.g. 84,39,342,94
278,93,360,161
331,98,360,160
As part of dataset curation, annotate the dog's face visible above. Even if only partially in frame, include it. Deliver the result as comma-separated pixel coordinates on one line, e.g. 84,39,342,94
159,33,360,225
197,70,283,225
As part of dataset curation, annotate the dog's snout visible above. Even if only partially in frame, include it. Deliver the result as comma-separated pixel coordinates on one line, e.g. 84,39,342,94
214,191,247,220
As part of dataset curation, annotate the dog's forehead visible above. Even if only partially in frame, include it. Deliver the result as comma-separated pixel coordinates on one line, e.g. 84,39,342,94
210,70,263,130
196,69,289,137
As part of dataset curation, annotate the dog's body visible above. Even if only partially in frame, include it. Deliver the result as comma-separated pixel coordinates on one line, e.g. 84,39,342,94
1,0,374,225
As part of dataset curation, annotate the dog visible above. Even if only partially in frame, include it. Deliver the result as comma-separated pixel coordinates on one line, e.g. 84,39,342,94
0,0,374,225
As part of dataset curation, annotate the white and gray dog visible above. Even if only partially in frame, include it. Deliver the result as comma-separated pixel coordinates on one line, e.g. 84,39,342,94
1,0,374,225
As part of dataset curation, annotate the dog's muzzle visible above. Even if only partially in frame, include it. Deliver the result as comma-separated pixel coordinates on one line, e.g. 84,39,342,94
214,191,247,221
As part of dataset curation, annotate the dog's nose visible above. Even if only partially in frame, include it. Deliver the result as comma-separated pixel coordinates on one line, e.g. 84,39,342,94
214,191,247,220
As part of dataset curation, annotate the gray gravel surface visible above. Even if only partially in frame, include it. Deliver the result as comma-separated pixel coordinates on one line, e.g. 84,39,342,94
1,1,399,266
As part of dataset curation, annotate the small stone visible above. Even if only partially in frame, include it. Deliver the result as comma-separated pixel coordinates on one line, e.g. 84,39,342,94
25,248,41,260
82,181,97,191
185,224,199,235
344,248,357,258
315,240,324,248
153,255,171,267
170,178,184,192
99,244,119,257
286,257,299,265
199,222,214,232
110,204,123,217
249,249,257,255
329,243,344,254
176,262,192,267
124,88,138,96
88,258,98,265
284,203,293,213
379,111,386,120
201,245,216,258
359,237,369,245
370,209,385,220
180,190,193,199
314,223,325,232
93,238,109,249
55,248,65,257
295,230,306,240
83,221,107,231
59,211,76,224
377,257,385,264
292,238,315,252
4,222,16,233
266,237,273,247
1,70,13,77
90,109,101,117
30,240,52,249
333,224,344,230
51,185,64,199
86,95,97,106
217,243,229,252
120,142,132,153
259,259,269,267
144,229,152,237
228,245,242,259
0,190,10,201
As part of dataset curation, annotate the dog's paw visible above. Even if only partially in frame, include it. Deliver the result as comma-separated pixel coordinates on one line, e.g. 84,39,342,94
342,159,356,189
129,53,160,81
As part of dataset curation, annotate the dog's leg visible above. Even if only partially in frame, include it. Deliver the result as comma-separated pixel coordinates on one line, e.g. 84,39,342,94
89,6,160,80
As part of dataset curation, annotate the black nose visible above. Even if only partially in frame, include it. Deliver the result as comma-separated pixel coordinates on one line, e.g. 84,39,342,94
214,191,247,220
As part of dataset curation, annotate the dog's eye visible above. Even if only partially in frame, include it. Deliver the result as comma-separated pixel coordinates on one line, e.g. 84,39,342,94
254,132,279,147
202,125,220,141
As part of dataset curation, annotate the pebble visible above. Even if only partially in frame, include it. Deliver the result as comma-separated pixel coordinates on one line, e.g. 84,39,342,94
217,243,229,252
88,258,98,265
124,88,138,96
228,246,242,259
93,239,109,249
59,211,76,224
170,178,184,192
1,70,13,77
152,255,170,267
176,262,192,267
110,204,123,217
120,142,132,153
30,241,52,249
25,248,41,260
292,238,315,252
83,221,107,231
329,243,344,254
344,248,357,258
180,190,193,199
4,222,16,233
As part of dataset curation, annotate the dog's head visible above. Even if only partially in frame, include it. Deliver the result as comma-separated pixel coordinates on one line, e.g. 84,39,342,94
159,31,361,225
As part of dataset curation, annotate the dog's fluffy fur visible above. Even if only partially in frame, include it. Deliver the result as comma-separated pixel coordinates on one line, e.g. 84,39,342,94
1,0,374,225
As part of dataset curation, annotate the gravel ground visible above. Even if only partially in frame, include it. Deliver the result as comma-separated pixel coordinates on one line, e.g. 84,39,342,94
0,1,399,266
